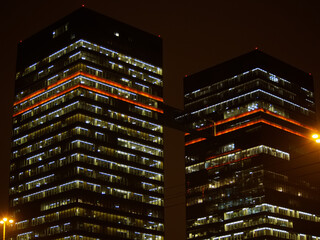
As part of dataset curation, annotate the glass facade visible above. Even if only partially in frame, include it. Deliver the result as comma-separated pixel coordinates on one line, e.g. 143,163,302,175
182,51,320,239
10,8,164,240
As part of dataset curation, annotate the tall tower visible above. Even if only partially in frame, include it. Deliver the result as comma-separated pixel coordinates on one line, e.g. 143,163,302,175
181,50,320,239
10,8,164,240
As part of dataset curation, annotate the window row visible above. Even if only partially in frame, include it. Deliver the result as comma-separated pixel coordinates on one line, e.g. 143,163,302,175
13,180,163,206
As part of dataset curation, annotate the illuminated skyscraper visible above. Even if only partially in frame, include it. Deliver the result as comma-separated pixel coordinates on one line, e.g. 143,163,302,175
10,8,164,240
181,50,320,239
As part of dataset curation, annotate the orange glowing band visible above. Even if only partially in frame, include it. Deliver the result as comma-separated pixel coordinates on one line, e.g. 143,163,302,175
185,137,206,146
206,155,257,170
196,108,316,132
14,72,163,106
215,108,262,125
80,85,163,113
13,84,163,117
185,133,190,136
215,119,308,139
196,123,215,131
196,108,262,131
206,148,242,161
263,109,315,131
14,72,81,106
80,72,163,102
13,84,80,117
259,119,307,139
215,119,263,136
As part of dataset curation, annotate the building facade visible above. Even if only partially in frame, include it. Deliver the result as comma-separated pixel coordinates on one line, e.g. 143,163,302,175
10,8,164,240
181,51,320,239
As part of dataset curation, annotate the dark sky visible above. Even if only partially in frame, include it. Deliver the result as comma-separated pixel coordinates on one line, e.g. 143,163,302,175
0,0,319,238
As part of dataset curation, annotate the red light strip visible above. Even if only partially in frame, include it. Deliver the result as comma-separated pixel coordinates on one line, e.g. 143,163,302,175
206,154,258,170
259,119,307,138
196,124,215,131
185,137,206,146
216,109,261,125
13,84,80,117
14,72,80,106
80,72,163,102
205,148,242,161
185,132,190,136
13,84,163,117
14,71,163,106
215,119,308,139
215,119,262,136
80,85,163,113
263,109,315,131
196,108,262,131
196,108,316,132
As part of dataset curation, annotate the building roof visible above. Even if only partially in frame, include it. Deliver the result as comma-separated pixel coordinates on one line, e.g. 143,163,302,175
17,7,162,71
184,50,313,93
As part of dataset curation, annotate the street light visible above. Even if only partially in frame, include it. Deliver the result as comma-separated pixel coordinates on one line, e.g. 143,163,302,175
0,218,14,240
312,133,320,143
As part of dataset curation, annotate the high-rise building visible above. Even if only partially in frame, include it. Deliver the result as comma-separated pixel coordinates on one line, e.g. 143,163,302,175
181,50,320,239
10,8,164,240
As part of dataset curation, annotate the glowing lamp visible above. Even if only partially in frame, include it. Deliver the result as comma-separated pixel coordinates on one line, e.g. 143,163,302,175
1,218,14,240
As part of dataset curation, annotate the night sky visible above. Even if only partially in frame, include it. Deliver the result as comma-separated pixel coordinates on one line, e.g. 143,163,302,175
1,1,320,239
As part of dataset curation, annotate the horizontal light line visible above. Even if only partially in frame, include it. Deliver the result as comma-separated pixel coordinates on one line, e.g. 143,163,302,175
185,137,206,146
14,71,163,106
216,108,262,125
14,72,80,106
197,108,316,132
216,119,308,139
264,109,315,131
206,149,242,161
13,84,163,117
80,84,163,113
189,89,311,115
13,85,80,117
80,72,163,102
206,155,258,170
